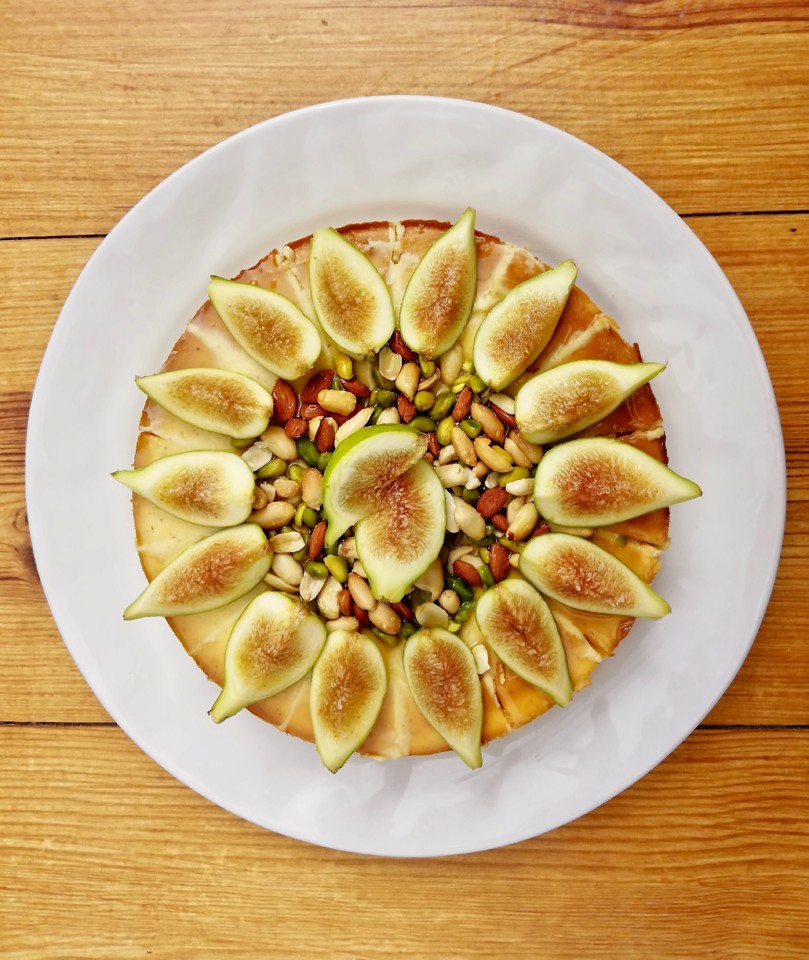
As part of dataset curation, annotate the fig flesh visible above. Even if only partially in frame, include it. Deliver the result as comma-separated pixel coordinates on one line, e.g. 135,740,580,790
136,367,273,440
475,579,572,706
322,425,428,546
473,259,578,390
309,227,395,356
403,628,483,769
535,436,702,527
519,532,670,619
210,591,327,722
113,450,256,527
398,208,478,358
515,359,665,444
208,276,321,380
310,630,387,772
354,458,446,602
123,523,271,619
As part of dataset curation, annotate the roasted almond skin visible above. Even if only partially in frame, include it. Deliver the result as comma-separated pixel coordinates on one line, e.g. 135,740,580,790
338,588,353,617
301,369,334,403
284,417,308,439
476,486,508,518
315,417,336,452
452,386,473,422
388,599,413,621
488,543,510,582
491,512,510,532
427,432,440,458
308,521,327,560
491,402,518,429
397,394,417,423
453,559,483,587
340,377,372,398
390,330,417,362
272,379,297,423
300,402,327,420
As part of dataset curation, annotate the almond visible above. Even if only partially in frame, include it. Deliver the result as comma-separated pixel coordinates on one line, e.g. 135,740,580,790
315,417,335,452
390,330,417,362
488,543,510,583
308,520,327,560
476,485,508,518
284,417,308,439
301,368,334,403
397,394,417,423
354,603,370,627
388,599,413,621
300,402,327,420
272,379,297,423
491,512,510,532
490,402,518,429
427,431,440,458
453,558,483,587
338,588,353,617
340,377,372,398
452,385,473,422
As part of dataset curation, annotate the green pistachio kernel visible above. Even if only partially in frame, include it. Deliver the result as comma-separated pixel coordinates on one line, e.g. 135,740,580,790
414,390,435,412
317,451,332,473
447,621,461,633
369,405,384,425
419,356,436,378
461,488,480,504
446,577,473,603
305,561,329,579
436,416,455,446
323,555,349,583
334,353,354,380
375,389,397,408
400,620,419,640
479,565,495,588
491,445,512,464
429,392,456,421
287,463,305,484
455,600,475,623
459,419,481,439
468,374,487,395
479,547,490,564
410,415,436,433
256,458,287,480
499,466,530,487
303,507,320,528
293,546,309,562
296,437,321,468
462,360,474,373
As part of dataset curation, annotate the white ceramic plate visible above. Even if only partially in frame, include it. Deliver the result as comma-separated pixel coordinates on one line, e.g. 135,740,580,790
26,97,785,857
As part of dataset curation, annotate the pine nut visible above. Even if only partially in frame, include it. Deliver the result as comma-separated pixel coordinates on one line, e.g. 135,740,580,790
439,343,464,385
370,602,401,634
300,468,324,509
260,425,299,461
470,402,505,443
474,437,512,472
271,553,304,586
317,389,357,416
452,497,487,540
348,572,375,611
250,500,296,529
415,601,450,629
451,426,478,466
326,616,360,633
507,502,539,541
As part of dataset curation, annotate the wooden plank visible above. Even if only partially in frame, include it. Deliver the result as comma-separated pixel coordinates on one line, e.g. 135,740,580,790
1,214,807,725
1,2,808,237
0,726,806,959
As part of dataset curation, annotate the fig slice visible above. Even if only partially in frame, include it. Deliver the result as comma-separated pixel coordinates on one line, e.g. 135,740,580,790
123,523,271,620
208,277,321,380
535,436,702,527
473,259,578,390
398,208,478,359
322,424,428,546
136,367,273,439
310,630,387,772
515,359,665,444
519,532,671,619
403,628,483,769
475,579,572,706
210,591,327,722
354,458,446,602
113,450,256,527
309,228,395,356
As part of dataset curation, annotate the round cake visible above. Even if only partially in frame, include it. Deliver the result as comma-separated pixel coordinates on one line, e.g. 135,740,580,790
118,214,700,771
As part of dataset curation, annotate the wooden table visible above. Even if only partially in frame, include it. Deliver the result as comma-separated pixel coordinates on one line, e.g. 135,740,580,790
2,2,807,957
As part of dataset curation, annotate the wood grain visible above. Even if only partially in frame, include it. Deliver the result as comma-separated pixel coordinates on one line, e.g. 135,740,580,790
0,726,806,959
1,2,808,237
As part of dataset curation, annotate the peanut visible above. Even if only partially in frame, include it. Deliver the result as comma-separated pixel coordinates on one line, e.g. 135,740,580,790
250,500,296,529
260,425,299,461
470,402,505,443
347,572,375,611
450,426,477,466
317,389,357,416
370,602,401,635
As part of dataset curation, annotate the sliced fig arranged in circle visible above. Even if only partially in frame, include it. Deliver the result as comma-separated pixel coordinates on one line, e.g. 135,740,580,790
403,628,483,769
515,359,666,444
354,458,446,602
310,630,387,773
535,436,702,527
519,532,671,619
475,579,572,706
322,424,428,546
309,227,395,357
210,592,327,723
123,523,271,620
113,450,256,527
208,276,322,380
473,259,578,390
136,367,274,439
398,208,478,359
